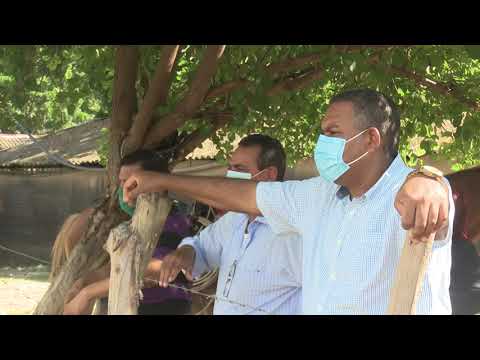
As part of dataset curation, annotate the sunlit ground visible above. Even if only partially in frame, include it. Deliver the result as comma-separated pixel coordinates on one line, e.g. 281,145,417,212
1,264,478,315
0,265,50,315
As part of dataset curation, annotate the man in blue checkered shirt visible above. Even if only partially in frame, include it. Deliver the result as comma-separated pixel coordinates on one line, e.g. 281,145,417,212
123,89,454,315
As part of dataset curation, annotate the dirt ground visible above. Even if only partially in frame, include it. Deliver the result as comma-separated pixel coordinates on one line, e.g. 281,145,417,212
0,265,50,315
0,236,53,315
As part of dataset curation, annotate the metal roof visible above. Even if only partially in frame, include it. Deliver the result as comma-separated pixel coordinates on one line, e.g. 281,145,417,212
0,119,236,168
0,119,108,166
0,134,44,151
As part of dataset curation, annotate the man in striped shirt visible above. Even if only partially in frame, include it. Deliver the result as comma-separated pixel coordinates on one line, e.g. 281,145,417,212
123,89,454,315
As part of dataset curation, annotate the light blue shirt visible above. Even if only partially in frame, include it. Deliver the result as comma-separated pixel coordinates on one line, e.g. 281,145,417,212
256,155,454,315
180,212,302,315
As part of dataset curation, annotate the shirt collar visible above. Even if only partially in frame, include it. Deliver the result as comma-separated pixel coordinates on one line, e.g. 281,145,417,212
238,212,268,225
335,154,406,201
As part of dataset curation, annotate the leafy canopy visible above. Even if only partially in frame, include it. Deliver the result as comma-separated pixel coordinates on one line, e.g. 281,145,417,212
1,45,479,170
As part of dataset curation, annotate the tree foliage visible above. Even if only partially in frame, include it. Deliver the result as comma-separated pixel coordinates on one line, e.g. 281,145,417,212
1,45,479,170
0,45,114,132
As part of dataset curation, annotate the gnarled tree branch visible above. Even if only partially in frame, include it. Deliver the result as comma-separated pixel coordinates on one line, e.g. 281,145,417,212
265,45,408,75
368,57,480,112
266,67,324,96
108,46,139,195
265,53,324,75
143,45,226,149
173,111,234,163
144,46,416,155
203,46,411,103
205,79,249,101
123,45,181,156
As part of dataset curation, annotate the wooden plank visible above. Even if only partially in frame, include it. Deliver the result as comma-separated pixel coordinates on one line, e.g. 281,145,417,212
387,231,435,315
105,193,171,315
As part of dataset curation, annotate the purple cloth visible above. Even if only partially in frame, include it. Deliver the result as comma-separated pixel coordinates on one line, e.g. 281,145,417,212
163,213,193,238
141,213,192,305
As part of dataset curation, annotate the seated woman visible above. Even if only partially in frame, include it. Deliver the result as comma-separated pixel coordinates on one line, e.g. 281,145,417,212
50,208,95,281
51,150,193,315
63,203,193,315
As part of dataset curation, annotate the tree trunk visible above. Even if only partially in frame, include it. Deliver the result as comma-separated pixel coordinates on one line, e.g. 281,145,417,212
34,198,127,314
105,193,172,315
107,46,139,195
35,45,233,315
33,46,140,315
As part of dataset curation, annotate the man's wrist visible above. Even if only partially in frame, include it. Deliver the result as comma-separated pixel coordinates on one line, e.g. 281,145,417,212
405,166,448,193
407,174,449,195
177,245,196,273
407,165,443,180
153,173,170,193
179,244,196,260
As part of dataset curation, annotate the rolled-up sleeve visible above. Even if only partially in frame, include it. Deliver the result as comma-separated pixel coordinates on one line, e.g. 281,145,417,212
256,179,315,235
179,214,232,278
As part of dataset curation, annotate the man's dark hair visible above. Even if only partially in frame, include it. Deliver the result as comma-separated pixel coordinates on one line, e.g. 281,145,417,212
120,150,169,173
238,134,286,181
330,88,401,160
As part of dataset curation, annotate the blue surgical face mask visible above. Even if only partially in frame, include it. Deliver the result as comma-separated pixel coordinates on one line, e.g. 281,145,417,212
226,168,267,180
314,128,370,183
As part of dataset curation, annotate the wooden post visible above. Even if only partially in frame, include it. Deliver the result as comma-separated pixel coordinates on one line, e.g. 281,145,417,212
105,193,171,315
387,231,435,315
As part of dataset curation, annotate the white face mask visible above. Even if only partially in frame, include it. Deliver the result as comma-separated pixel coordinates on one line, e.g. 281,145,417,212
226,168,267,180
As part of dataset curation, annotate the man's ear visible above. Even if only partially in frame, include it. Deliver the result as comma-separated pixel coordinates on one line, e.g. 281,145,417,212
367,127,382,152
267,166,278,181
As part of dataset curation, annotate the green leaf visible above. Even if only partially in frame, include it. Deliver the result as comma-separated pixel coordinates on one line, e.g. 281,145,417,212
349,61,357,72
65,66,73,80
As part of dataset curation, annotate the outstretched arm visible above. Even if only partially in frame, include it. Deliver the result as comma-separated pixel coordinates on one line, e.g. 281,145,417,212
123,171,261,216
63,278,110,315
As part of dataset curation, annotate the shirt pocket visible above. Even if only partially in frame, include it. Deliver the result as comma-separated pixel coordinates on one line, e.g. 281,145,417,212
234,242,275,296
238,251,267,273
238,232,272,273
